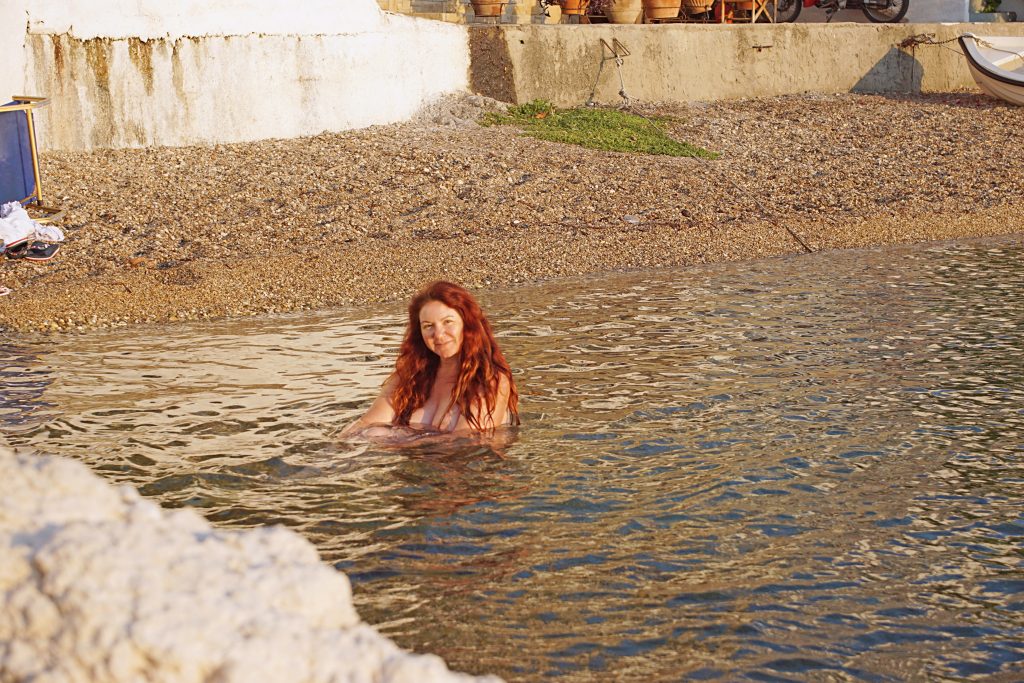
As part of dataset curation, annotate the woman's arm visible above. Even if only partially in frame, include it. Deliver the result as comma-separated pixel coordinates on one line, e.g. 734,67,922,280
339,376,398,437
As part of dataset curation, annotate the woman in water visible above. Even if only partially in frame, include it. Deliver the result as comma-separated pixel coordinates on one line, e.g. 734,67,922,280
341,281,520,436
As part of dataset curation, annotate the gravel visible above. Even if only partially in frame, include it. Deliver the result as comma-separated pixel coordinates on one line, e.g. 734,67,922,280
1,91,1021,334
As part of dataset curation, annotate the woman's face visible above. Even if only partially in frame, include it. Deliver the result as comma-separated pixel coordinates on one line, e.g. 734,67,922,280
419,300,464,360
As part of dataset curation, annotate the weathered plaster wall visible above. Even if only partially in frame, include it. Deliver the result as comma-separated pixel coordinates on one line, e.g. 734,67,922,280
470,22,1024,107
27,0,384,38
1,1,28,101
0,448,499,683
17,0,470,150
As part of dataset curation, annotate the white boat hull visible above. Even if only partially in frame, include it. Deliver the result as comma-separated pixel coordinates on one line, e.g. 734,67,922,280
959,34,1024,106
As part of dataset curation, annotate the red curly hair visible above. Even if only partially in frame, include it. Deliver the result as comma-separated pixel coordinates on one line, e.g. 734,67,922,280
390,281,519,431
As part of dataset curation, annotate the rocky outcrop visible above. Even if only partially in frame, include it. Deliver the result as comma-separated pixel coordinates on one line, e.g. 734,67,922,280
0,448,499,683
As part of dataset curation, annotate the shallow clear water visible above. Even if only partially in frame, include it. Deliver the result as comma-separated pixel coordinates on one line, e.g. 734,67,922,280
3,235,1024,682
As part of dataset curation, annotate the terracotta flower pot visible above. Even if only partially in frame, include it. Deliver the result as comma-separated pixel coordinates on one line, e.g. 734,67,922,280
681,0,713,14
606,0,643,22
471,0,503,16
642,0,682,19
560,0,591,15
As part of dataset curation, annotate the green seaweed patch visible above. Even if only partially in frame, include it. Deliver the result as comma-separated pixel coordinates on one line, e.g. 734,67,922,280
481,100,718,159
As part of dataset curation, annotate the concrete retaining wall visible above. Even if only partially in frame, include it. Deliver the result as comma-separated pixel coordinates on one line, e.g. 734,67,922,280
469,22,1024,107
4,0,470,151
7,1,1024,151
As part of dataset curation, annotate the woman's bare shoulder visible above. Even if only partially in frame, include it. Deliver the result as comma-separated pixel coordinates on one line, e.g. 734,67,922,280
381,373,400,396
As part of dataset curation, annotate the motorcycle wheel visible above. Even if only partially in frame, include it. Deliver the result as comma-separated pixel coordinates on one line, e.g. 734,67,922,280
861,0,909,22
774,0,802,22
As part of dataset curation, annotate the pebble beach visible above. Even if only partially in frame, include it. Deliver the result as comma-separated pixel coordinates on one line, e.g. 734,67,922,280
2,91,1022,334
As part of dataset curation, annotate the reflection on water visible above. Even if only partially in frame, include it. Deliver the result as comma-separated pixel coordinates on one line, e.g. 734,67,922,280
3,235,1024,681
0,344,54,429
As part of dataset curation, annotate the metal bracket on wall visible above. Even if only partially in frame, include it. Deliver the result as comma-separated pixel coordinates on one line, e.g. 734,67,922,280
587,38,632,107
601,37,631,60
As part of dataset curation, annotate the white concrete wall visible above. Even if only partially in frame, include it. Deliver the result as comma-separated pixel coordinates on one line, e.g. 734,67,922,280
25,0,384,38
14,0,471,150
0,1,28,101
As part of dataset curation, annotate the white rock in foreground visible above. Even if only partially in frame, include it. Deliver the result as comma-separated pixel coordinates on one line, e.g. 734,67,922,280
0,449,500,683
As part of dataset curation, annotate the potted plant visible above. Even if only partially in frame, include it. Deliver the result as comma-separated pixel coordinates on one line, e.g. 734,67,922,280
592,0,643,22
540,0,591,16
642,0,682,19
470,0,504,17
681,0,714,15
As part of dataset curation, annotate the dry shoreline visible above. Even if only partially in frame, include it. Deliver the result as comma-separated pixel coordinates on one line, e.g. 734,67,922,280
2,92,1022,334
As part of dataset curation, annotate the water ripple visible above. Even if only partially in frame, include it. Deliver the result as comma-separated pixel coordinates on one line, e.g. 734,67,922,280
1,235,1023,681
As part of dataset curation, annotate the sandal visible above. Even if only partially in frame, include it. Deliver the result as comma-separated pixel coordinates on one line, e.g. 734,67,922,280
25,241,60,262
5,240,60,262
3,239,30,259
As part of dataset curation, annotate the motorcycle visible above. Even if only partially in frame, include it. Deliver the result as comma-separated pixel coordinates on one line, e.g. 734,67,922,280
775,0,910,23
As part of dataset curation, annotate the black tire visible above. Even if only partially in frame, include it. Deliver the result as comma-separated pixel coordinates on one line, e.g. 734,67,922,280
774,0,802,22
861,0,909,22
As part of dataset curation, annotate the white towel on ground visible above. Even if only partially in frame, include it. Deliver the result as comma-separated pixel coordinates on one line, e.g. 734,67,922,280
0,201,64,247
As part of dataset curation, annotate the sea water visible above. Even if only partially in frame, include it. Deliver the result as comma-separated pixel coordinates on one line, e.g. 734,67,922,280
3,235,1023,681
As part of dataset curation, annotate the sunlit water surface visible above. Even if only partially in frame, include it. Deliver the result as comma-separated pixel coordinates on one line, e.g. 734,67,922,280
3,236,1024,682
